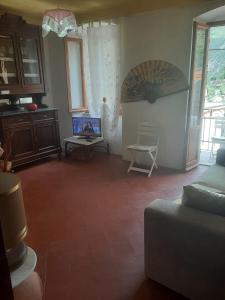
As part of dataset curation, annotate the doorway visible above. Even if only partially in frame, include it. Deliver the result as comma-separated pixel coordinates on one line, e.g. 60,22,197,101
184,19,225,170
200,25,225,165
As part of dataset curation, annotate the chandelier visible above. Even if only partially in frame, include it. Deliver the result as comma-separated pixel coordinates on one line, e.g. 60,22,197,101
42,9,77,38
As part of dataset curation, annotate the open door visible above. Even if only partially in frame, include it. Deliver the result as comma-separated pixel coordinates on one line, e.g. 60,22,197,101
184,22,209,171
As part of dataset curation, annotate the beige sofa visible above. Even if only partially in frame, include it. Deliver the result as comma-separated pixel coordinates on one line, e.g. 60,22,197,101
144,150,225,300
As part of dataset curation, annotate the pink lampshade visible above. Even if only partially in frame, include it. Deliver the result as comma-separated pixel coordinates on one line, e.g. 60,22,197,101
42,9,77,38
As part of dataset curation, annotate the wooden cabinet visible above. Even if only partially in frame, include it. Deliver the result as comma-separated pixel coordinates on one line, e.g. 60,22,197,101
10,125,35,161
0,13,45,96
35,121,58,153
0,109,61,167
0,14,60,167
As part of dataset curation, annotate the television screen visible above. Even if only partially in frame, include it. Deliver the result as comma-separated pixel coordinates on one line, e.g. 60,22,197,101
72,117,102,137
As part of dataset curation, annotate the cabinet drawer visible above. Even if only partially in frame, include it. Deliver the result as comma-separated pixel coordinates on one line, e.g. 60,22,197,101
32,111,55,122
4,115,32,127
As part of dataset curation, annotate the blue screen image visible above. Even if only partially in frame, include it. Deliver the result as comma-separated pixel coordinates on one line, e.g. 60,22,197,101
72,117,101,137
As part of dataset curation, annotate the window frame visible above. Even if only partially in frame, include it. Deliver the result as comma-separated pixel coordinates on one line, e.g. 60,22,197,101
64,37,88,113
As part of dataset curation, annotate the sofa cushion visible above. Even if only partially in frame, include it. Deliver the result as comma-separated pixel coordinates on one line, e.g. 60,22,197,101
182,184,225,217
194,164,225,192
190,183,223,194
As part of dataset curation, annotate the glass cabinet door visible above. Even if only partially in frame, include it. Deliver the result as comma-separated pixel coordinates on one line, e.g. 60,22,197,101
0,34,18,86
20,38,41,85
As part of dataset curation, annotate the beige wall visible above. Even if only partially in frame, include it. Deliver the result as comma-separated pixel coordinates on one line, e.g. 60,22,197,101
44,33,73,144
42,37,53,108
43,1,225,160
121,1,225,170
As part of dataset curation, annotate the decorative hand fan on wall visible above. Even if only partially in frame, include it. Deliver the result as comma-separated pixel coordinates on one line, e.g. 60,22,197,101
121,60,189,104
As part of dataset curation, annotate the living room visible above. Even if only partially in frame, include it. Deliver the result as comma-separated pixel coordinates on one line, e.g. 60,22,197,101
1,1,225,299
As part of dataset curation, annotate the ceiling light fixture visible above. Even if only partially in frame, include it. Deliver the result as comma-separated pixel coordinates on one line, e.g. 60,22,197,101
42,8,77,38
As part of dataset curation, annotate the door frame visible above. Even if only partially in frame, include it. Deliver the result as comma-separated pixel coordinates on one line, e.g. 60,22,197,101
183,22,209,171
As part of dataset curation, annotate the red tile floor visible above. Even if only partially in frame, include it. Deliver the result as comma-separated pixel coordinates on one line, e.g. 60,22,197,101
17,154,207,300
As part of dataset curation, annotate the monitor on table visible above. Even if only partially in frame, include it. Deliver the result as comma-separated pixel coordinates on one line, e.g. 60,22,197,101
72,117,102,138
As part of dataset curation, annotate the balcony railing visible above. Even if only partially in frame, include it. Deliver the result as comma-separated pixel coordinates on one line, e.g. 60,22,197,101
201,116,225,151
200,105,225,164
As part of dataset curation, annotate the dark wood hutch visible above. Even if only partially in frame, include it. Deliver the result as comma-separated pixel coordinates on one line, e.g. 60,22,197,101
0,14,61,167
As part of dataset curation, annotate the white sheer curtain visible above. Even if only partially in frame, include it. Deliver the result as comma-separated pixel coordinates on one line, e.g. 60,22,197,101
79,21,121,151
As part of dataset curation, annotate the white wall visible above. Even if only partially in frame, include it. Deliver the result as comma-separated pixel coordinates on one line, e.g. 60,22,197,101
43,1,225,160
121,1,225,170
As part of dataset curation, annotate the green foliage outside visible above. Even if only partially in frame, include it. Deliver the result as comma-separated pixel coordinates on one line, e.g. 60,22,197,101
207,26,225,103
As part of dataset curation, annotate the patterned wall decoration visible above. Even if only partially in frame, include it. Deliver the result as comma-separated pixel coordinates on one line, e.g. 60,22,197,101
121,60,189,104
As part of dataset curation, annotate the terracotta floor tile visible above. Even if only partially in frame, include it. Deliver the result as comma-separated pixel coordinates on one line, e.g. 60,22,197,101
16,154,207,300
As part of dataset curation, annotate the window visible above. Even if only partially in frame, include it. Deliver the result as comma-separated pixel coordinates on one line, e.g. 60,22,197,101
207,25,225,103
64,37,87,112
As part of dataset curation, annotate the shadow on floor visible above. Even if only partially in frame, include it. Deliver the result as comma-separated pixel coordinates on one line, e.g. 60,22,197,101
132,279,187,300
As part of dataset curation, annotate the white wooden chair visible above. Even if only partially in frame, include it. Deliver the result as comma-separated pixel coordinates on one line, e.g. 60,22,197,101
127,122,159,177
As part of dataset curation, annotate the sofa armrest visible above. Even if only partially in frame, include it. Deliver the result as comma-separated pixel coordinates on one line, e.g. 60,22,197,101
144,199,225,300
216,148,225,166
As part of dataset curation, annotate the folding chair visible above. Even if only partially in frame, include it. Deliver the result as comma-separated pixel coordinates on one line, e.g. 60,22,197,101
127,122,159,177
